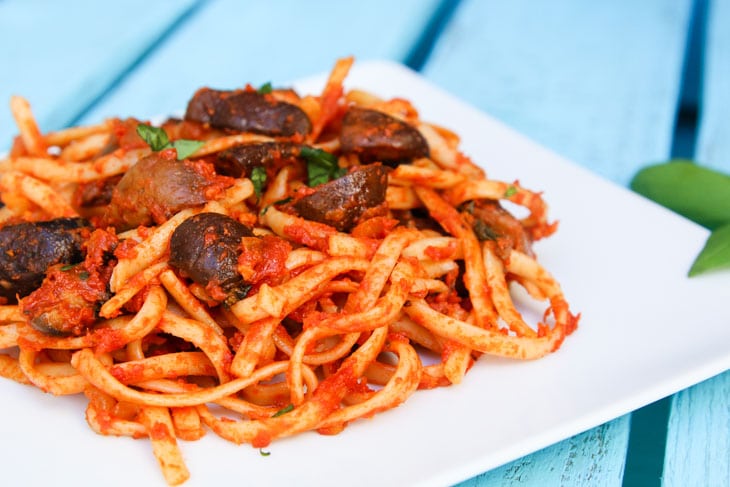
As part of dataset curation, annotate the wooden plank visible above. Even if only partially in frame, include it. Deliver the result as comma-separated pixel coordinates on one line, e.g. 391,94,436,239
420,1,693,485
663,0,730,484
0,0,201,150
694,0,730,173
76,0,442,125
663,373,730,486
464,418,630,486
421,0,692,186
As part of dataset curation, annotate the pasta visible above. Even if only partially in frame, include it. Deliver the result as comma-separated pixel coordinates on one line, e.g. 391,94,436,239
0,57,579,485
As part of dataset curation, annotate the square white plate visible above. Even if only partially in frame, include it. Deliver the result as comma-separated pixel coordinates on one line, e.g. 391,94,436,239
2,60,729,487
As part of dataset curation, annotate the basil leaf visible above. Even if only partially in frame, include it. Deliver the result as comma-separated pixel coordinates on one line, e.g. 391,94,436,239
260,197,292,216
136,123,170,151
251,166,267,198
259,449,271,457
504,185,517,198
272,404,293,417
171,139,204,160
630,160,730,230
257,82,273,94
688,223,730,277
473,220,499,241
300,146,345,187
136,123,203,160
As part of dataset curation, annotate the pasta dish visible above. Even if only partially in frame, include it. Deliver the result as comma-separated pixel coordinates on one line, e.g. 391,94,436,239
0,57,579,485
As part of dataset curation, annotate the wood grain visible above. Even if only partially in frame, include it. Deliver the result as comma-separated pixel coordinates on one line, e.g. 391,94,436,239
421,1,692,485
663,1,730,485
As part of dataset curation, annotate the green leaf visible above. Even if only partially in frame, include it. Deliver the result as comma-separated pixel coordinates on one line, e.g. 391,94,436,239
251,166,267,198
271,404,293,417
300,146,345,187
136,123,203,160
503,185,517,198
259,449,271,456
171,139,204,160
472,220,499,241
136,123,170,151
688,223,730,276
630,160,730,230
257,82,273,94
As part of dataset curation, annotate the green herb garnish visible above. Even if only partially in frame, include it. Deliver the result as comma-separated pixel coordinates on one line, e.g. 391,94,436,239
300,146,346,187
631,159,730,276
257,82,273,94
251,166,267,199
136,123,204,160
60,263,80,271
272,404,294,417
473,220,499,241
504,185,517,198
260,197,293,216
259,449,271,456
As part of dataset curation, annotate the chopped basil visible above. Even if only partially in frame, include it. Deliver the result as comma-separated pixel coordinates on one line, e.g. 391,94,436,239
78,271,90,281
136,123,169,151
170,139,204,160
260,197,293,216
300,146,346,187
272,404,294,417
259,449,271,457
136,123,203,160
251,166,267,199
224,284,251,307
473,220,499,241
504,185,517,198
257,82,273,94
60,263,80,271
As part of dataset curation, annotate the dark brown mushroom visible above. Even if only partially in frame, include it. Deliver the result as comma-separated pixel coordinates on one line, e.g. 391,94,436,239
21,263,112,336
185,88,311,137
168,213,254,303
104,151,212,230
215,141,302,178
293,164,388,232
0,218,90,303
339,107,429,164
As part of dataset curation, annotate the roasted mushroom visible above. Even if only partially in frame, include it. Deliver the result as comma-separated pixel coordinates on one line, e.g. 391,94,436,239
185,88,311,137
215,141,302,178
21,263,113,336
293,164,388,232
0,218,90,303
169,213,254,303
339,107,429,164
104,151,214,230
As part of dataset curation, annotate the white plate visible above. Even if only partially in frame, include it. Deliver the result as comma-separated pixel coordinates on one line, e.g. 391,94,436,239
3,61,730,487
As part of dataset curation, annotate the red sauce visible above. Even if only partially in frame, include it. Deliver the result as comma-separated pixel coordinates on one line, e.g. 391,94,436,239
283,221,335,252
149,422,171,441
424,240,457,260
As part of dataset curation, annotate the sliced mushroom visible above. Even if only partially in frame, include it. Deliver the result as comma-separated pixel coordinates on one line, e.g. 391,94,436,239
21,263,112,336
339,107,429,164
215,141,302,178
293,164,388,232
168,213,253,303
185,88,311,137
0,218,90,303
104,151,212,230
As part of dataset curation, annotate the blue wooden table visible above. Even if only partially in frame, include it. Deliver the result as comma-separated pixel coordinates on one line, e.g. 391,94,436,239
1,1,728,485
